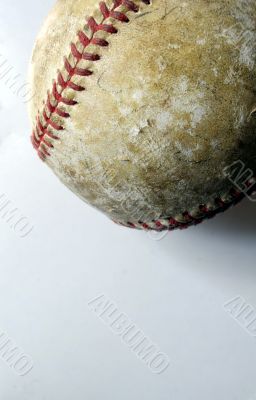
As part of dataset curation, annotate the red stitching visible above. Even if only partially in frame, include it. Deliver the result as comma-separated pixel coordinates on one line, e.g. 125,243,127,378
31,0,149,161
114,180,256,231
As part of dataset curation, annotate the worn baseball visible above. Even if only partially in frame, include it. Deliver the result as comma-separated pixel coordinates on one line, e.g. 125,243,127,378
29,0,256,231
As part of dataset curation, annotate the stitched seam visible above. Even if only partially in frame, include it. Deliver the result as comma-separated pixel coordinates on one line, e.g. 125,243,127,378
31,0,150,161
114,178,256,230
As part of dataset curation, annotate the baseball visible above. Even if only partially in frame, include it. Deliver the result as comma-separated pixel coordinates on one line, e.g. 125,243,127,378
29,0,256,231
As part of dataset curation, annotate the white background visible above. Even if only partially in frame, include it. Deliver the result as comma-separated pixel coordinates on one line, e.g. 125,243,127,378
0,1,256,399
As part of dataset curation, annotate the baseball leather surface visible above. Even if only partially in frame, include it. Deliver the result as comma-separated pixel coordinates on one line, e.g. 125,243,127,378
29,0,256,231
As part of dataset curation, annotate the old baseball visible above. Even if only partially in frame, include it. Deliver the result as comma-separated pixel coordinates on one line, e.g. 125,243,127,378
29,0,256,231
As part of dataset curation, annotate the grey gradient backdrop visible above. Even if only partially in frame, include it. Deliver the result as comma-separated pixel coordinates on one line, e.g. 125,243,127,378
0,1,256,399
